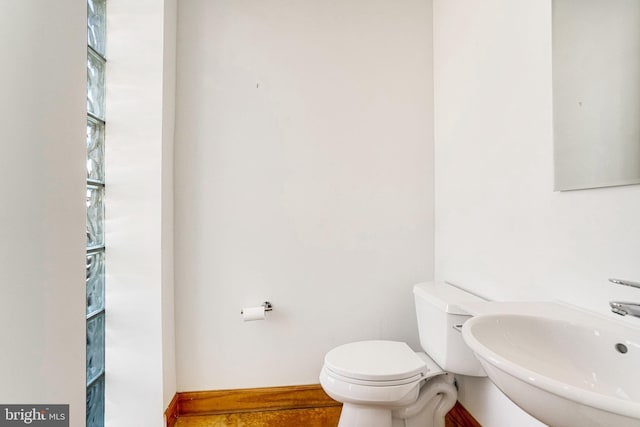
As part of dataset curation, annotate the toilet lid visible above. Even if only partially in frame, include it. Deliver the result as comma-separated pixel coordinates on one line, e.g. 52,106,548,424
324,340,427,382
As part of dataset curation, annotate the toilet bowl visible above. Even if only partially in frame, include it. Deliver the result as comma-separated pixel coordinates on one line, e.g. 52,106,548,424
320,340,456,427
319,282,487,427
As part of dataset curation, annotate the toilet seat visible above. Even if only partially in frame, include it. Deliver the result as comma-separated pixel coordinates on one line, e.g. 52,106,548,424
323,341,429,383
320,340,448,409
323,366,425,386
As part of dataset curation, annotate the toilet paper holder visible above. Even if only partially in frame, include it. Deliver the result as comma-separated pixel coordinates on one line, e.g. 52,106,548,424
240,301,273,315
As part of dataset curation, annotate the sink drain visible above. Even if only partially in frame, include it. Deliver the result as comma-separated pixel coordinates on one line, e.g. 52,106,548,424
615,343,628,354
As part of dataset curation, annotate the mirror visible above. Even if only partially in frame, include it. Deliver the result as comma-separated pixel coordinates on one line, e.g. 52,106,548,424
553,0,640,191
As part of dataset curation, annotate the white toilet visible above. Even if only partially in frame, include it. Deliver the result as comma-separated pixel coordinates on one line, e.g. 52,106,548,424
319,282,487,427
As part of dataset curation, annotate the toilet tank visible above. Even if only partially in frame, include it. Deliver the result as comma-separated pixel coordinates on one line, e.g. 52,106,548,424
413,282,486,377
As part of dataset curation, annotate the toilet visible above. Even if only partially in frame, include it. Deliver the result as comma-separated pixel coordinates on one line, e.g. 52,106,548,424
319,282,487,427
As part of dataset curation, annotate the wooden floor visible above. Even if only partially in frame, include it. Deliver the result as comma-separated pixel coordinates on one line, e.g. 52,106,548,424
174,403,479,427
169,385,480,427
175,407,342,427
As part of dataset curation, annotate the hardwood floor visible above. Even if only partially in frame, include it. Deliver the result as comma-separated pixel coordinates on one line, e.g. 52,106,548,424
174,403,479,427
175,407,342,427
168,385,341,427
168,385,480,427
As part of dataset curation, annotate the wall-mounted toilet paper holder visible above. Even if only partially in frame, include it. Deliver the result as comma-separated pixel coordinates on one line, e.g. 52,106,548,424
240,301,272,315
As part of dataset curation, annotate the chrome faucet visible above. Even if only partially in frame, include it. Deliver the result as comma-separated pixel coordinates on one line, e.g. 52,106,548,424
609,278,640,318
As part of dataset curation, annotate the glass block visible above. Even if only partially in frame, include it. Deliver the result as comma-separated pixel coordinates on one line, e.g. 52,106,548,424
87,49,105,120
87,118,105,182
87,0,106,56
86,251,105,317
86,186,104,248
86,375,105,427
86,313,105,384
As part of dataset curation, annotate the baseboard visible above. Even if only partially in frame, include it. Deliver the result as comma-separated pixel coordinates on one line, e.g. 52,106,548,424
165,384,481,427
164,393,179,427
446,401,482,427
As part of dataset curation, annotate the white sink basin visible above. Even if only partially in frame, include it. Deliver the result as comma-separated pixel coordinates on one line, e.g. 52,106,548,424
462,310,640,427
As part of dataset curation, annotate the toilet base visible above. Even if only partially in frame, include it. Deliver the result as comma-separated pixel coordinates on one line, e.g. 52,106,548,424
393,374,457,427
338,404,393,427
335,374,457,427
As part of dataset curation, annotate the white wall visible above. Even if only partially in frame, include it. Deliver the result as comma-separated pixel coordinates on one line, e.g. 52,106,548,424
161,0,178,411
174,0,435,390
433,1,640,425
106,0,176,425
0,1,87,425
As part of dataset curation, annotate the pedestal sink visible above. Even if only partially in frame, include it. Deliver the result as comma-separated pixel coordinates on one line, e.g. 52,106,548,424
461,310,640,427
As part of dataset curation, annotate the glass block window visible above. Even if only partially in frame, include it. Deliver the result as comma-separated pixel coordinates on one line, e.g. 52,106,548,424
86,186,104,248
86,376,105,427
87,118,105,182
87,0,106,56
86,0,106,426
86,313,105,384
86,251,105,317
87,49,105,120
